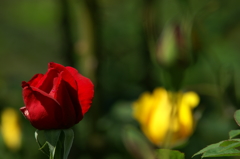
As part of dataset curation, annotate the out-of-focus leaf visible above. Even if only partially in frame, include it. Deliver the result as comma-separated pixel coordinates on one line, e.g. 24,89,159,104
156,149,185,159
234,110,240,126
111,101,133,122
122,125,155,159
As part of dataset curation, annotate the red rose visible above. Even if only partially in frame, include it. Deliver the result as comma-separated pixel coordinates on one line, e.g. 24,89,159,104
20,62,94,130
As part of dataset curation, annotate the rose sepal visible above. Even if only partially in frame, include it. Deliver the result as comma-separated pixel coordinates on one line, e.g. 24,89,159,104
35,128,74,159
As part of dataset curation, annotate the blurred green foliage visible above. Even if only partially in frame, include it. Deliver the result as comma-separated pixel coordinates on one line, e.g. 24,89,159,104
1,0,240,159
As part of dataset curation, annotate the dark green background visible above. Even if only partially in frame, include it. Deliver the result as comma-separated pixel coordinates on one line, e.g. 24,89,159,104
1,0,240,158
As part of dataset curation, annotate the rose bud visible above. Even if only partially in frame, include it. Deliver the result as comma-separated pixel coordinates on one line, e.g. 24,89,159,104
20,62,94,130
156,22,192,69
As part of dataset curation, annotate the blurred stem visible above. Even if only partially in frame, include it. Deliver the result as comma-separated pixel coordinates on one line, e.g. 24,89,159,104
143,0,187,91
76,1,96,81
178,0,191,15
139,0,158,90
203,57,227,115
59,0,75,66
161,67,186,91
81,0,102,121
143,0,158,67
215,66,230,116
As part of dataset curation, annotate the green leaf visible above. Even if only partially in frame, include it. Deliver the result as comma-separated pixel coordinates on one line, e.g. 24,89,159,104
44,129,62,146
156,149,185,159
34,130,49,156
44,129,61,159
193,139,240,158
62,129,74,159
229,130,240,139
192,141,223,157
219,139,240,152
202,147,240,158
234,110,240,126
193,110,240,158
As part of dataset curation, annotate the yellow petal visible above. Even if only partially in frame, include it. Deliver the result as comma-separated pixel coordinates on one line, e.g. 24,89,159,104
178,102,193,137
142,88,172,145
178,91,199,138
133,92,153,125
182,92,200,108
1,108,21,151
132,88,200,147
145,96,172,145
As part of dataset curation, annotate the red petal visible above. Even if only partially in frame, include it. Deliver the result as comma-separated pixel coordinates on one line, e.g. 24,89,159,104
27,74,44,87
54,72,80,126
20,106,30,120
50,64,83,123
37,68,59,93
66,67,94,117
22,83,64,129
48,62,65,72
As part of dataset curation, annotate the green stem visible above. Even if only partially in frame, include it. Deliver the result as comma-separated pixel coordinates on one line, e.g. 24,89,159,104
54,139,63,159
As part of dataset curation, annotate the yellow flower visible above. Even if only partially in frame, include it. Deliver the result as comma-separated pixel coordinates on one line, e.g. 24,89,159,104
133,88,199,147
0,108,22,151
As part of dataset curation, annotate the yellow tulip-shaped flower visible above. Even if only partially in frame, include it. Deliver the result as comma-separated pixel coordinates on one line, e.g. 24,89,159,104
133,88,199,147
0,108,22,151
